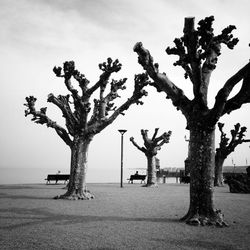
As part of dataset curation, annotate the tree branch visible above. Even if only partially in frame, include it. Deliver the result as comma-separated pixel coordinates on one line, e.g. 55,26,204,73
155,131,172,146
53,61,81,99
222,65,250,115
141,129,150,147
47,93,78,136
165,16,239,109
216,122,249,157
130,137,146,153
130,129,172,156
24,96,73,147
151,128,159,141
211,62,250,121
134,42,191,116
86,73,149,135
87,58,122,96
72,70,90,95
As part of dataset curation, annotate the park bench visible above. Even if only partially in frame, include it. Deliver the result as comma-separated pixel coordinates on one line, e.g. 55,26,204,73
45,174,70,184
128,174,147,184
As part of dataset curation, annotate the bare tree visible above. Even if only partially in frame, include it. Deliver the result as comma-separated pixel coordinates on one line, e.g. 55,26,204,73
24,59,149,200
130,128,172,187
134,16,250,226
215,122,250,186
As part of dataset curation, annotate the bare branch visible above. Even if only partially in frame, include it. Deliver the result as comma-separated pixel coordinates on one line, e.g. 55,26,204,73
210,62,250,121
87,58,122,96
165,16,239,108
130,137,146,153
130,129,172,156
216,122,249,157
87,73,149,135
47,93,78,135
73,70,90,94
24,96,72,147
53,62,78,95
53,61,84,114
151,128,159,141
155,131,172,146
141,129,149,147
222,66,250,114
134,42,191,116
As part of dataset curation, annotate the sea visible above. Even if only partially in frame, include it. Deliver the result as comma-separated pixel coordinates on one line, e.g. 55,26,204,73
1,166,245,185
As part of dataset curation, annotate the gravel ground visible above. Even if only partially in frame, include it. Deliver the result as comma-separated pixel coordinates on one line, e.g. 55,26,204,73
0,183,249,250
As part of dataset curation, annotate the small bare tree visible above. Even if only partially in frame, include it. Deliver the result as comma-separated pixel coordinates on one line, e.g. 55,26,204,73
134,16,250,226
24,58,149,200
215,122,250,186
130,128,171,187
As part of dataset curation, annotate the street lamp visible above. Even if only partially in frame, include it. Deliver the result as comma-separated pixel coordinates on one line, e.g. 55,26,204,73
118,129,127,188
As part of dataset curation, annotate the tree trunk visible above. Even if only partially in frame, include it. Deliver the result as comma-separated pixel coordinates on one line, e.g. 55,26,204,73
214,151,225,187
144,155,158,187
55,135,94,200
181,128,227,226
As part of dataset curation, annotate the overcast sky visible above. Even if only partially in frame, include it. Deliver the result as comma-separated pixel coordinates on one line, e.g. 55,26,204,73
0,0,250,183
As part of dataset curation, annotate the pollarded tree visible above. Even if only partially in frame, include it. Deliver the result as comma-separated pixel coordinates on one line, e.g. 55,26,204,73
215,122,250,187
130,128,172,187
24,58,149,200
134,16,250,226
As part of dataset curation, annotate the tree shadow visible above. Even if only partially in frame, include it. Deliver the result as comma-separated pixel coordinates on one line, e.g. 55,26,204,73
0,186,65,200
0,193,57,200
0,185,56,190
0,207,179,230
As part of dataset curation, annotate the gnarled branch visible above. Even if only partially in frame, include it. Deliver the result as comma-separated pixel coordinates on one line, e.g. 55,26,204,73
47,93,78,136
222,65,250,115
210,62,250,122
130,137,146,153
217,122,249,157
87,73,149,135
130,128,172,156
134,42,191,116
24,96,72,147
87,58,122,96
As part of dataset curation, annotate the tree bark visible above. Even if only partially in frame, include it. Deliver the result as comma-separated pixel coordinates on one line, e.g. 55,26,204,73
144,156,158,187
55,135,94,200
214,151,225,187
181,128,227,226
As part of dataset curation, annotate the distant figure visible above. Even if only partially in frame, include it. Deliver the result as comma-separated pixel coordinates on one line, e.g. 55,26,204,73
57,170,61,174
135,171,139,175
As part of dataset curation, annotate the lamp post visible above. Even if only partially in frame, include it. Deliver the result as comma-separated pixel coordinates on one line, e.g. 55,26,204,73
118,129,127,188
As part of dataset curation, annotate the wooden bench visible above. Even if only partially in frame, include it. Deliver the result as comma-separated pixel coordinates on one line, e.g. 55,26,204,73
128,174,146,184
45,174,70,184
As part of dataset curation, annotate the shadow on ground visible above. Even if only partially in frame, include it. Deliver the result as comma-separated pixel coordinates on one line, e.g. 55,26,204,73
0,206,179,230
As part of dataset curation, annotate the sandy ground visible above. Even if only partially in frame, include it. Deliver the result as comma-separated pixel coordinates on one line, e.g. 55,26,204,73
0,183,249,250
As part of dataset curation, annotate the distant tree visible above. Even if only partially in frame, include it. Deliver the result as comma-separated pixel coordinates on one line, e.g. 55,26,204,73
134,16,250,226
215,122,250,186
130,128,172,187
24,59,149,200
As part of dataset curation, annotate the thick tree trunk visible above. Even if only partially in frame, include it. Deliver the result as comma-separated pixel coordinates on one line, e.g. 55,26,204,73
55,135,94,200
181,128,227,226
144,155,158,187
214,152,225,187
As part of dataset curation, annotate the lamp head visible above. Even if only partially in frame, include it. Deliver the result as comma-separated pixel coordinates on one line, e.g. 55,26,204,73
118,129,127,135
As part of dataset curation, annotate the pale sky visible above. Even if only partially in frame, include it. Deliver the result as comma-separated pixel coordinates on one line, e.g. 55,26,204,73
0,0,250,183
